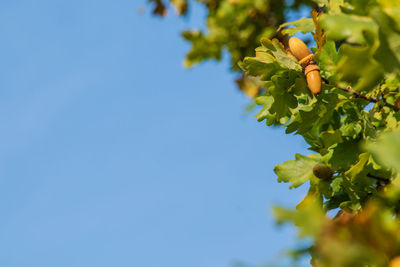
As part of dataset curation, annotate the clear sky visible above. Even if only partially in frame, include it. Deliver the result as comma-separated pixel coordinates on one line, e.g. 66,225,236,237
0,1,310,267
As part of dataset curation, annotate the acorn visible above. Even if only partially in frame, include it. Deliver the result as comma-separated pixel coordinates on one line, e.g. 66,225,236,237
389,257,400,267
395,96,400,109
312,164,334,180
288,37,312,65
305,64,322,94
288,37,321,94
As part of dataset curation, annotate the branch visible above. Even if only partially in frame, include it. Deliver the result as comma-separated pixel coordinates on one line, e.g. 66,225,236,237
322,79,398,111
367,173,390,183
337,86,399,111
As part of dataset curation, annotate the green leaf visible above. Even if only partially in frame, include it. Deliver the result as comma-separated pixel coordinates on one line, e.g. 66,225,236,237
345,153,370,181
274,195,325,238
274,154,321,188
327,141,360,171
312,0,329,7
260,38,302,71
331,177,344,193
269,89,298,124
329,0,344,14
182,30,222,67
318,40,340,80
319,130,343,149
278,17,314,36
317,179,334,198
376,0,400,25
366,131,400,173
240,55,279,81
371,8,400,73
320,14,378,44
340,175,362,211
335,42,384,91
323,189,349,210
254,96,274,122
312,0,344,13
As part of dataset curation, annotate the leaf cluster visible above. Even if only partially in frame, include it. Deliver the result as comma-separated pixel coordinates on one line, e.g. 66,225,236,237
241,0,400,265
149,0,400,266
148,0,316,96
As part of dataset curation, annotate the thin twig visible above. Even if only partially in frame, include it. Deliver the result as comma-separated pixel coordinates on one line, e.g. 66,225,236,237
367,173,390,183
336,86,399,111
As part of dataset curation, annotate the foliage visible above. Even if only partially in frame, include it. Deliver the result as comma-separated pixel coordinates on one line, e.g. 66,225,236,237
148,0,315,96
149,0,400,266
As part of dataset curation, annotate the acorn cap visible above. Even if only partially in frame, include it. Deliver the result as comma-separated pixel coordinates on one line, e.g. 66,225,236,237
305,64,320,75
299,54,314,66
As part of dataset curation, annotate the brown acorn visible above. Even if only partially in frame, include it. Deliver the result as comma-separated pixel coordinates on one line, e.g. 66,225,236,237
312,164,334,180
395,96,400,109
288,37,312,63
305,64,322,94
389,257,400,267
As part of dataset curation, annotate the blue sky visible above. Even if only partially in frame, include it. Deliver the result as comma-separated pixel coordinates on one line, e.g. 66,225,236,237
0,1,310,266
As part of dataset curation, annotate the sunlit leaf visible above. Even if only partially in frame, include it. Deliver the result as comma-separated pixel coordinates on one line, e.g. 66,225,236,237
274,154,321,188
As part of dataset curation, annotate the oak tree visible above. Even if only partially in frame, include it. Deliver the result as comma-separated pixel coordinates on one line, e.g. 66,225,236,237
149,0,400,266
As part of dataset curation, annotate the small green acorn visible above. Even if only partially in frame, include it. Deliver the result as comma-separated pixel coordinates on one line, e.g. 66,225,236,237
312,164,334,180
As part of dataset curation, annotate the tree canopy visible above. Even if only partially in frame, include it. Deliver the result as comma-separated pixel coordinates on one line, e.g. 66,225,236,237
149,0,400,266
